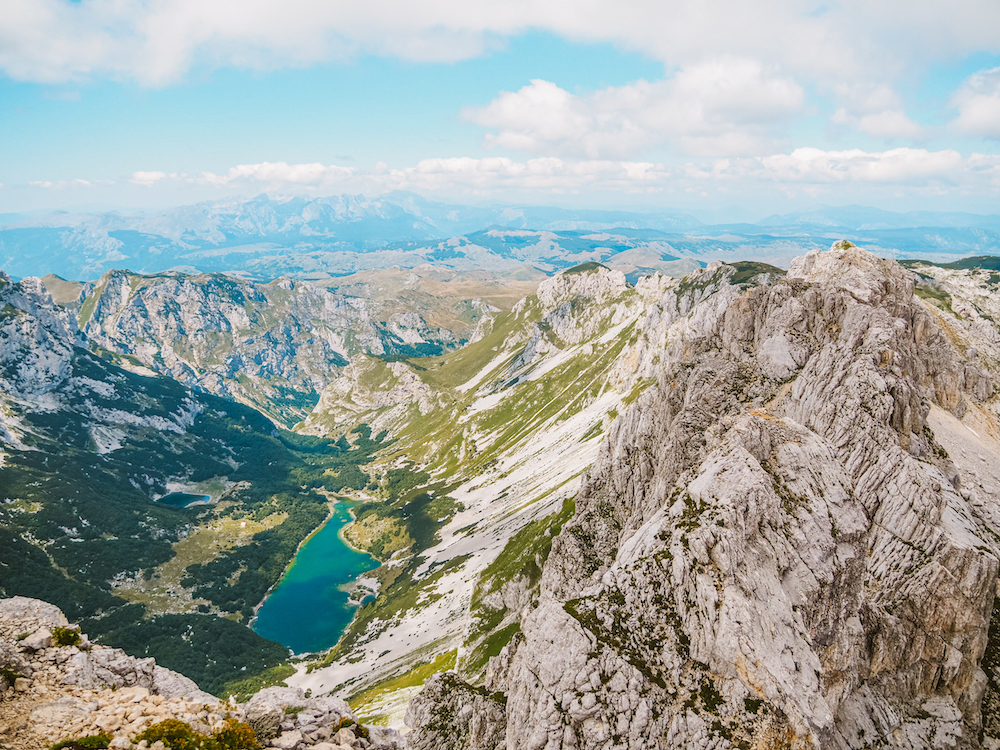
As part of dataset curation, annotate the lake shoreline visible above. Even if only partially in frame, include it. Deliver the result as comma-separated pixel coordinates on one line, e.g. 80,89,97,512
251,499,379,654
337,504,369,555
247,502,336,630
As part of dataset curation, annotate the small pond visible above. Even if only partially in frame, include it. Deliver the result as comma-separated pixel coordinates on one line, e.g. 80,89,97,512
156,492,212,508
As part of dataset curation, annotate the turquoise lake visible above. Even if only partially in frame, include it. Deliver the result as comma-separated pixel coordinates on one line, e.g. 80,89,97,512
253,503,377,654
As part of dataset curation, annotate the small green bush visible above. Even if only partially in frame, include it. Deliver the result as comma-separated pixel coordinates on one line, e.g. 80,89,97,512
209,719,261,750
136,719,203,750
50,733,111,750
333,718,369,740
0,667,21,684
135,718,260,750
52,626,82,647
75,736,112,750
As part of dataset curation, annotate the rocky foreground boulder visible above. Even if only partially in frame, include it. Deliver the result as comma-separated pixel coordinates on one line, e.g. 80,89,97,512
407,242,1000,749
0,596,402,750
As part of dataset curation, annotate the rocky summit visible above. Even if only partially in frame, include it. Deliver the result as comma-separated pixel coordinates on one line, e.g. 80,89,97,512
405,242,1000,749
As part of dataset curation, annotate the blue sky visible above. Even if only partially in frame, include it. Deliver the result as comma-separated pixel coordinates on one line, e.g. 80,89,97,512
2,1,1000,218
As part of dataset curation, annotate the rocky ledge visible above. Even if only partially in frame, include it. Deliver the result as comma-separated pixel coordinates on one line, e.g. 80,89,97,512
0,596,402,750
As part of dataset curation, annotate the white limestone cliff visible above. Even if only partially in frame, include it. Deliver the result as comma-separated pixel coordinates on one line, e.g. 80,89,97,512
408,242,1000,749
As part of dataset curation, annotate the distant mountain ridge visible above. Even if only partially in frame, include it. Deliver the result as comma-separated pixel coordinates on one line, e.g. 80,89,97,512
3,194,999,281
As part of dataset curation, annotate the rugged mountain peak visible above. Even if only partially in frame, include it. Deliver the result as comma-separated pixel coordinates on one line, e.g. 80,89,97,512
409,242,1000,749
0,273,83,397
533,263,630,311
788,239,914,308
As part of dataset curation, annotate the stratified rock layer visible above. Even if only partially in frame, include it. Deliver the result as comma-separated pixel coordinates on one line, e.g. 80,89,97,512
411,243,1000,749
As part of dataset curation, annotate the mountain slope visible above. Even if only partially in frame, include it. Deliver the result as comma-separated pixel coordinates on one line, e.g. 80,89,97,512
70,267,528,427
406,242,1000,749
287,260,786,724
0,272,381,694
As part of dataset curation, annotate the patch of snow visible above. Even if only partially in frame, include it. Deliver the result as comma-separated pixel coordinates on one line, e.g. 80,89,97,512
90,424,127,454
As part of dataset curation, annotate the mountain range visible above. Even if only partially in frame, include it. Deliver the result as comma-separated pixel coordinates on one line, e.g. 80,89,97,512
4,237,1000,748
3,193,1000,283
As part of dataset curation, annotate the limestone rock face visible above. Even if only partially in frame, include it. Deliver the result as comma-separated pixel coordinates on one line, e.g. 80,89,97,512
0,277,205,457
405,673,507,750
412,244,1000,749
61,647,217,704
0,273,83,398
80,270,461,426
0,596,69,628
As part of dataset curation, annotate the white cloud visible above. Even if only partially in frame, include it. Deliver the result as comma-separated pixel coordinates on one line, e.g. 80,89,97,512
951,67,1000,139
829,84,922,140
196,162,356,189
401,156,668,193
28,179,94,189
713,147,965,185
0,0,519,86
142,149,993,200
967,152,1000,182
853,111,923,140
13,148,1000,215
130,171,176,187
466,60,805,159
188,157,669,196
3,1,1000,87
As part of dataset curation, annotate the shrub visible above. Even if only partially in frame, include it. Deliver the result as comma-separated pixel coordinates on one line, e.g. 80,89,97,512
134,718,261,750
0,667,21,685
52,626,82,647
50,733,111,750
209,719,261,750
333,718,369,740
135,719,203,750
75,736,112,750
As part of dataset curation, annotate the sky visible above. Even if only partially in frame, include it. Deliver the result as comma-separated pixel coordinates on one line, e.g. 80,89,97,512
2,0,1000,219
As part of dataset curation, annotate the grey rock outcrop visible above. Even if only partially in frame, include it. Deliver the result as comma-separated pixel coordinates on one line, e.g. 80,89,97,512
0,597,404,750
0,596,69,629
21,628,53,652
410,242,1000,749
61,647,218,704
405,672,507,750
0,639,29,677
0,273,83,399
